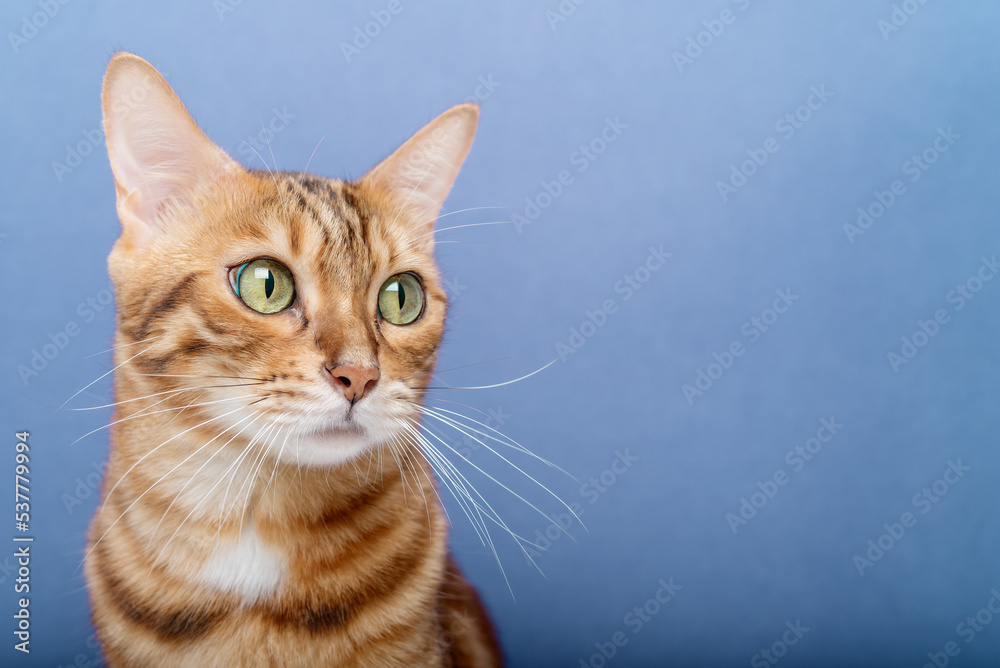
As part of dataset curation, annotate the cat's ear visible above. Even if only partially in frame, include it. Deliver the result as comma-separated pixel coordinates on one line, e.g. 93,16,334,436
102,52,240,247
361,103,479,228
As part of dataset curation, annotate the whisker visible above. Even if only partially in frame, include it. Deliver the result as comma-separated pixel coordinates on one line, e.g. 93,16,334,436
404,421,526,596
300,134,326,176
217,419,276,531
70,392,267,446
235,421,282,538
82,402,268,570
413,205,506,229
154,417,277,571
423,358,557,391
400,420,490,547
413,220,514,243
68,382,268,411
147,411,265,545
99,400,275,513
420,403,578,481
134,373,274,382
59,345,155,411
83,335,163,359
418,406,583,529
414,419,553,543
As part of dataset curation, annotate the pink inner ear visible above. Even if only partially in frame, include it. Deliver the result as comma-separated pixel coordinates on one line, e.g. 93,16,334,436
103,57,237,245
363,104,479,228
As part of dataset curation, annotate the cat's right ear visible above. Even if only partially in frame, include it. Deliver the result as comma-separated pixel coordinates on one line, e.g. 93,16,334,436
102,52,239,248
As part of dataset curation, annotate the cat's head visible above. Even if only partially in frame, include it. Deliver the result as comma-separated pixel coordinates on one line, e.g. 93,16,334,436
102,52,478,467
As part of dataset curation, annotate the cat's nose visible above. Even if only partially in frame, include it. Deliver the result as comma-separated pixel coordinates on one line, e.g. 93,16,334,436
323,364,380,404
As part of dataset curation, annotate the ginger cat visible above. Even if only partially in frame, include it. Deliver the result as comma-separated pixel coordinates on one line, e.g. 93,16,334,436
84,52,503,667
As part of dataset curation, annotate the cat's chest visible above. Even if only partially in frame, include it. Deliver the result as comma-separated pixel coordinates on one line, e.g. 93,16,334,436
195,523,286,602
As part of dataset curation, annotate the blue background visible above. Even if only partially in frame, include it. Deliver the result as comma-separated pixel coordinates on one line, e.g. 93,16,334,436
2,1,1000,666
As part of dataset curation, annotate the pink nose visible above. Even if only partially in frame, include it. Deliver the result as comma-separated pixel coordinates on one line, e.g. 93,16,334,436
323,364,380,404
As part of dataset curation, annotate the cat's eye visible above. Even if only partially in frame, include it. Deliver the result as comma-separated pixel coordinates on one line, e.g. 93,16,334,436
378,273,424,325
232,259,295,314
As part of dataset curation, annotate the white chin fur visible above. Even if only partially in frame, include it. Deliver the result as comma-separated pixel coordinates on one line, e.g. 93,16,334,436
283,428,374,467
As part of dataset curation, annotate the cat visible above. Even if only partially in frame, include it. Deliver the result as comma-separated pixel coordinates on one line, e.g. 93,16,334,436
84,51,504,667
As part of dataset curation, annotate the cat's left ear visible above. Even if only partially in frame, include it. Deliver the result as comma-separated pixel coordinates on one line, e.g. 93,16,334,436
361,103,479,230
102,52,240,248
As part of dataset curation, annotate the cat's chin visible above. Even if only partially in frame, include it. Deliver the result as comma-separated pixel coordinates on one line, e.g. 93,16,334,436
283,425,377,468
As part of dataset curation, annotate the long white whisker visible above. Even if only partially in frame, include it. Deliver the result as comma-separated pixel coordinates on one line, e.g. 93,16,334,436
300,134,326,176
217,419,276,531
59,345,155,411
236,421,283,537
154,418,276,572
147,411,264,545
421,402,574,478
416,419,571,545
83,402,268,569
69,382,266,411
402,421,490,547
70,392,266,446
427,358,557,390
414,205,506,228
99,401,271,512
71,391,185,446
84,335,164,359
413,220,515,242
404,421,525,596
418,406,583,530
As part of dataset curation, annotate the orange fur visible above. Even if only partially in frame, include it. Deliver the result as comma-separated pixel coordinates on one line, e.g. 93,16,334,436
85,52,502,667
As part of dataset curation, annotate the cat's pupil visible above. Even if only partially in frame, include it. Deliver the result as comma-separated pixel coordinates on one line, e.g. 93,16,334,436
396,282,405,309
264,271,274,299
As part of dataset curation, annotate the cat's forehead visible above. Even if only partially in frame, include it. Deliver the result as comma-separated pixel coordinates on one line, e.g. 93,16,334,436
239,170,422,291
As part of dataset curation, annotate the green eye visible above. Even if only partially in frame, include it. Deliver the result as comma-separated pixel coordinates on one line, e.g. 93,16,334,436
233,259,295,314
378,273,424,325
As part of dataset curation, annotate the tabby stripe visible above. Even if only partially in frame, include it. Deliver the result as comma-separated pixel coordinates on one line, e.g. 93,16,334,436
191,306,231,336
340,185,370,257
91,527,228,642
283,179,325,253
133,336,218,375
297,175,340,204
264,526,432,637
314,468,402,529
133,271,199,339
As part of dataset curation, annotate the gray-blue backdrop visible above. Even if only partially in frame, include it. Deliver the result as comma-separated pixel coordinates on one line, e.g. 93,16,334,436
2,1,999,666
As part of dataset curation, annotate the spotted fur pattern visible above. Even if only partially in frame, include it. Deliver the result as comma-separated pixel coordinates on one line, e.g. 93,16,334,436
85,52,502,667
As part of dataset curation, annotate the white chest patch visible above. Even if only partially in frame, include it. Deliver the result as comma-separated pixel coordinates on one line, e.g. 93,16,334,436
196,524,285,603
